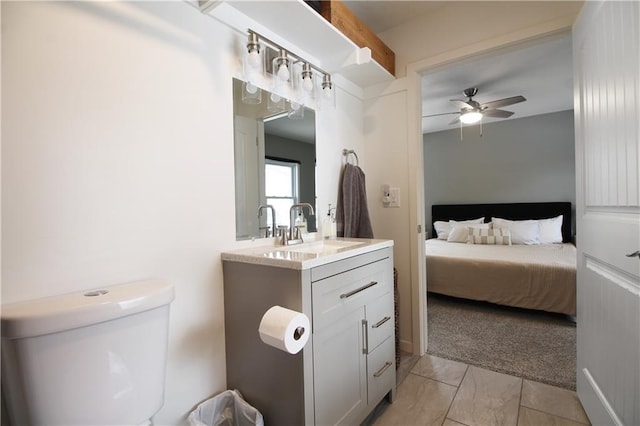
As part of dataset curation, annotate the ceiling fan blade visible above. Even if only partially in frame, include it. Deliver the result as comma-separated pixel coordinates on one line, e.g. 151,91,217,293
482,109,514,118
481,95,526,110
448,116,460,125
449,99,475,109
422,111,460,118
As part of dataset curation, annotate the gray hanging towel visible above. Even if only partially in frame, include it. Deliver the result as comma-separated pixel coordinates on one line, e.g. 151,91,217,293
336,163,374,238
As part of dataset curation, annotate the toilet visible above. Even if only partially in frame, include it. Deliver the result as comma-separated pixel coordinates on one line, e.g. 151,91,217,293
1,279,175,425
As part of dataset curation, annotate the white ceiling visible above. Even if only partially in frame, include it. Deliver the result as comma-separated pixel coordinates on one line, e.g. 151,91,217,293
343,1,446,33
421,35,574,133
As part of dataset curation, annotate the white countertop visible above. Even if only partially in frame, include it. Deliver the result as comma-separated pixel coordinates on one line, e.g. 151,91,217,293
221,238,394,270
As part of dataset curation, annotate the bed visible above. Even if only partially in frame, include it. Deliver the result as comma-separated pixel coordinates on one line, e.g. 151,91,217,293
426,202,577,316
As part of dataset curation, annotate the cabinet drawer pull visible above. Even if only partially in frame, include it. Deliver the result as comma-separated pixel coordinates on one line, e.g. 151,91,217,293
372,316,391,329
362,320,369,354
340,281,378,299
373,361,393,378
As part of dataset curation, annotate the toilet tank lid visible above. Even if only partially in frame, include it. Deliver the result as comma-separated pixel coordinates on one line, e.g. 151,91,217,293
1,280,175,339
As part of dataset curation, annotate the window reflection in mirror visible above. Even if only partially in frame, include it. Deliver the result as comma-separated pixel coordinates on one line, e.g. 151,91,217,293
233,78,316,241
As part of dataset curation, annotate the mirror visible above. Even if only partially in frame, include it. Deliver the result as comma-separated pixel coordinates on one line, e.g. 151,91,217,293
233,78,316,241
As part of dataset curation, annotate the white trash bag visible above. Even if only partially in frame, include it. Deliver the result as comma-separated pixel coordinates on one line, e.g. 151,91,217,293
188,390,264,426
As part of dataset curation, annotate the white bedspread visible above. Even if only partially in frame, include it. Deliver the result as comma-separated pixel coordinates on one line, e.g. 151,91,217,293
425,239,577,315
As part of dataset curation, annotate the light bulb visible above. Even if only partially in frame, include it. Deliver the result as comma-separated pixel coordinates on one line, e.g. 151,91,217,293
302,76,314,93
245,82,258,94
323,85,334,99
277,63,290,81
247,50,261,70
291,102,301,111
270,92,281,103
460,111,482,124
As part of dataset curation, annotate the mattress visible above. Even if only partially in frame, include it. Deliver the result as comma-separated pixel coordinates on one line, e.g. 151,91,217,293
425,239,577,316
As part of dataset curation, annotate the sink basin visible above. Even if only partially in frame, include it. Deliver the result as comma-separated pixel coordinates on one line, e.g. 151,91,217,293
263,240,365,260
284,239,364,254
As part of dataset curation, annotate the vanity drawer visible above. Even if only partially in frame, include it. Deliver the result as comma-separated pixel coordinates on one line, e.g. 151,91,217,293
367,336,395,406
312,258,391,331
365,293,394,353
311,248,390,282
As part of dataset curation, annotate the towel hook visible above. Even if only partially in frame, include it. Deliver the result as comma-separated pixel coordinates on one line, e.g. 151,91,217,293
342,149,359,166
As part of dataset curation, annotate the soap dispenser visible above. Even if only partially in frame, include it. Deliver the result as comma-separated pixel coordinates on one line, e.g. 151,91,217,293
322,204,336,239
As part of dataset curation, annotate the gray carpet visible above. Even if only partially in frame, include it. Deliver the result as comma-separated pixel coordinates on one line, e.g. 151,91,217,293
427,293,576,390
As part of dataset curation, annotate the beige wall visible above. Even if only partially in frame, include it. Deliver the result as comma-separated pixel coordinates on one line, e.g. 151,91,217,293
380,1,584,78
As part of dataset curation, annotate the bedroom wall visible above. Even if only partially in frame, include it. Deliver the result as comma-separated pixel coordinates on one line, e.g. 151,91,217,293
423,110,576,237
1,2,364,423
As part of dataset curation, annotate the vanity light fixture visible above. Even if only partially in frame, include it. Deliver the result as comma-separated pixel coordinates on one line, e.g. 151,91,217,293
301,63,314,93
242,31,264,104
270,48,293,104
318,73,335,109
241,29,335,111
273,49,291,82
321,74,333,98
246,32,262,72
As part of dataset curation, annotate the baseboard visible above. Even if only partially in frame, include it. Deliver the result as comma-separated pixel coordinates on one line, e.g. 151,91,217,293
399,339,413,354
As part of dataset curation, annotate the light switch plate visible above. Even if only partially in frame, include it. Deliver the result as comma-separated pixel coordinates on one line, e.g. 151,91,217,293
389,188,400,208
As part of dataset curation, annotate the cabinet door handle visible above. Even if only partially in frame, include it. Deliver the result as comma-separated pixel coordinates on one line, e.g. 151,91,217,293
373,362,393,378
372,316,391,329
340,281,378,299
362,320,369,354
626,250,640,258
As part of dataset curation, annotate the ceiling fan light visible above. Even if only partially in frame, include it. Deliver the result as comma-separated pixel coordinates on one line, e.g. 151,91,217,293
460,111,482,124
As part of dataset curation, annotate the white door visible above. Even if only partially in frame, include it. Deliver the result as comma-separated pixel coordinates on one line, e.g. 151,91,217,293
234,115,265,239
573,1,640,424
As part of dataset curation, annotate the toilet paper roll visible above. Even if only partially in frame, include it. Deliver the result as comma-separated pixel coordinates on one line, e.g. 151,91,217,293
258,306,310,354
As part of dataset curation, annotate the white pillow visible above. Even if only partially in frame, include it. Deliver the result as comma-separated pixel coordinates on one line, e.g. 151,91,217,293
433,221,450,240
434,217,484,240
491,217,540,245
447,223,490,243
539,215,564,244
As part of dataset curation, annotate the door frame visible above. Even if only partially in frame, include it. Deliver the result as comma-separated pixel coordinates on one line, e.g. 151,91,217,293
406,22,578,355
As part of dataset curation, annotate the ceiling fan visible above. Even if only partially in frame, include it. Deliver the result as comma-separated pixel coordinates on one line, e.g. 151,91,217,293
424,88,527,125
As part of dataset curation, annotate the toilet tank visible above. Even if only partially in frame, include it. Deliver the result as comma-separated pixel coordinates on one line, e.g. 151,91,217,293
1,280,175,426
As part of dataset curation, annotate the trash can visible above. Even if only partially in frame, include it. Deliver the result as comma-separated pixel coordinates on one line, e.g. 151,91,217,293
188,390,264,426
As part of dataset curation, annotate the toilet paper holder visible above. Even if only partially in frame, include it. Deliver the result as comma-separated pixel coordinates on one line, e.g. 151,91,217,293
258,306,310,354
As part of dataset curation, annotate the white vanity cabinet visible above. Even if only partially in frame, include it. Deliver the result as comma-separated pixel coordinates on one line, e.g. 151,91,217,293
311,250,395,425
222,241,395,425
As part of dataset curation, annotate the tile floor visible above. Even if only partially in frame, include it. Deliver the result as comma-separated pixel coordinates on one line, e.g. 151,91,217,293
366,353,590,426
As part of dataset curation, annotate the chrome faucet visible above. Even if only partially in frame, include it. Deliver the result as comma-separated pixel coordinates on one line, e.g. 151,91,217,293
288,203,315,244
257,205,276,238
